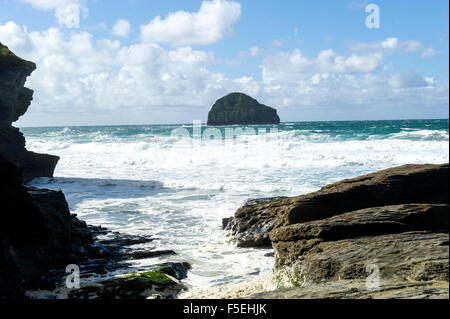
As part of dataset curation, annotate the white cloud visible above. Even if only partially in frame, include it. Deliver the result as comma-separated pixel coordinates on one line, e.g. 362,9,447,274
388,71,429,89
381,37,398,49
257,43,447,112
112,19,131,37
249,46,260,57
54,3,80,28
422,47,438,58
351,37,425,55
0,20,447,124
261,48,383,85
22,0,87,28
140,0,241,46
22,0,72,10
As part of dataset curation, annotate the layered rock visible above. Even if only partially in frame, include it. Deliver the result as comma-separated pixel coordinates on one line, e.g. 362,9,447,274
207,92,280,125
250,280,449,299
224,164,449,247
270,205,449,278
224,163,449,298
0,155,96,297
0,42,58,182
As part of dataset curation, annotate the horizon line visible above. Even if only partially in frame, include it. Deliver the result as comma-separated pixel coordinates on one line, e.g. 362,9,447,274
16,118,450,129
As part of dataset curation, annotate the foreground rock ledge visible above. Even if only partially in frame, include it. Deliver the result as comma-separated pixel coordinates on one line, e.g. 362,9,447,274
249,280,449,299
224,163,449,299
223,163,449,247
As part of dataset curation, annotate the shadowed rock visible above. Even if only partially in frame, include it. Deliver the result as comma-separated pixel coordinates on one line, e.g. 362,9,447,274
0,155,95,297
270,204,449,243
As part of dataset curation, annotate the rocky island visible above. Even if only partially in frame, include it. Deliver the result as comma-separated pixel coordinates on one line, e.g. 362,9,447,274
207,92,280,125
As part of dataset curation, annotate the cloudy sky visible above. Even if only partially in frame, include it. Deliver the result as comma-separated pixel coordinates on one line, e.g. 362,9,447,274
0,0,448,126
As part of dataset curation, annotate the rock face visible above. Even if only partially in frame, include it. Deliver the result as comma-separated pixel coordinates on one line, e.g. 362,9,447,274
0,44,192,299
67,263,191,299
0,42,59,182
207,92,280,125
270,205,449,276
224,163,449,298
224,163,449,247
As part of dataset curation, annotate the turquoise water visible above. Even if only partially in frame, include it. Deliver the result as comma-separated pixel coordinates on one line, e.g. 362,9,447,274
22,119,449,287
22,119,450,142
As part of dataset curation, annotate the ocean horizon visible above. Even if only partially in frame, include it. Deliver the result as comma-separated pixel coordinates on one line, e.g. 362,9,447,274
17,118,450,129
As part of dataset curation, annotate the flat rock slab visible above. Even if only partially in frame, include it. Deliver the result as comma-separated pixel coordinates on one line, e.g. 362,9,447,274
224,163,449,247
249,280,449,299
270,204,449,242
273,231,449,283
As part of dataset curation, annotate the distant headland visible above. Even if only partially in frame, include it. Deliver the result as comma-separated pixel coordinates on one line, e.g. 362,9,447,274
207,92,280,126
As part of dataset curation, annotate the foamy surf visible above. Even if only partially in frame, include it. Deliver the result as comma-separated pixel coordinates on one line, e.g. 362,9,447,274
21,120,449,288
178,273,279,299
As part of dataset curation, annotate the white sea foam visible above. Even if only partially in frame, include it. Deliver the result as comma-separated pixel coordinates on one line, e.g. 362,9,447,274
24,123,449,289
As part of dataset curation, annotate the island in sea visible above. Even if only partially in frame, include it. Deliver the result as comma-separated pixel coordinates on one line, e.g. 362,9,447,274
207,92,280,126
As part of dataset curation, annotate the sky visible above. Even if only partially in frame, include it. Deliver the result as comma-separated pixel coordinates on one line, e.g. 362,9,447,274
0,0,448,127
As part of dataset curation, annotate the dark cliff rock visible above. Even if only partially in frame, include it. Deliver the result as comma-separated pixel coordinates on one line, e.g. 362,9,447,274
207,92,280,125
0,45,190,299
223,163,449,247
0,154,191,298
0,42,58,182
270,204,449,272
0,155,95,297
0,43,35,124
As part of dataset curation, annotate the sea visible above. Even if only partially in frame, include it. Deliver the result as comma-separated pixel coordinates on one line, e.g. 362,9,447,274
21,119,449,294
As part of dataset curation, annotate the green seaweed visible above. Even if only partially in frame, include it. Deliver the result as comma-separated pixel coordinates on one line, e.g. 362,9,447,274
122,270,175,285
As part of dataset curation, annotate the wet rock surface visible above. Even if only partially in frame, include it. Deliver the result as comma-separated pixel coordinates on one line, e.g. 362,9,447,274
224,164,449,298
61,262,191,299
224,164,449,248
249,280,449,299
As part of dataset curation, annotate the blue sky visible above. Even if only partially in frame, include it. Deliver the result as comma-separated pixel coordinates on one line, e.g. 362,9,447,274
0,0,448,126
